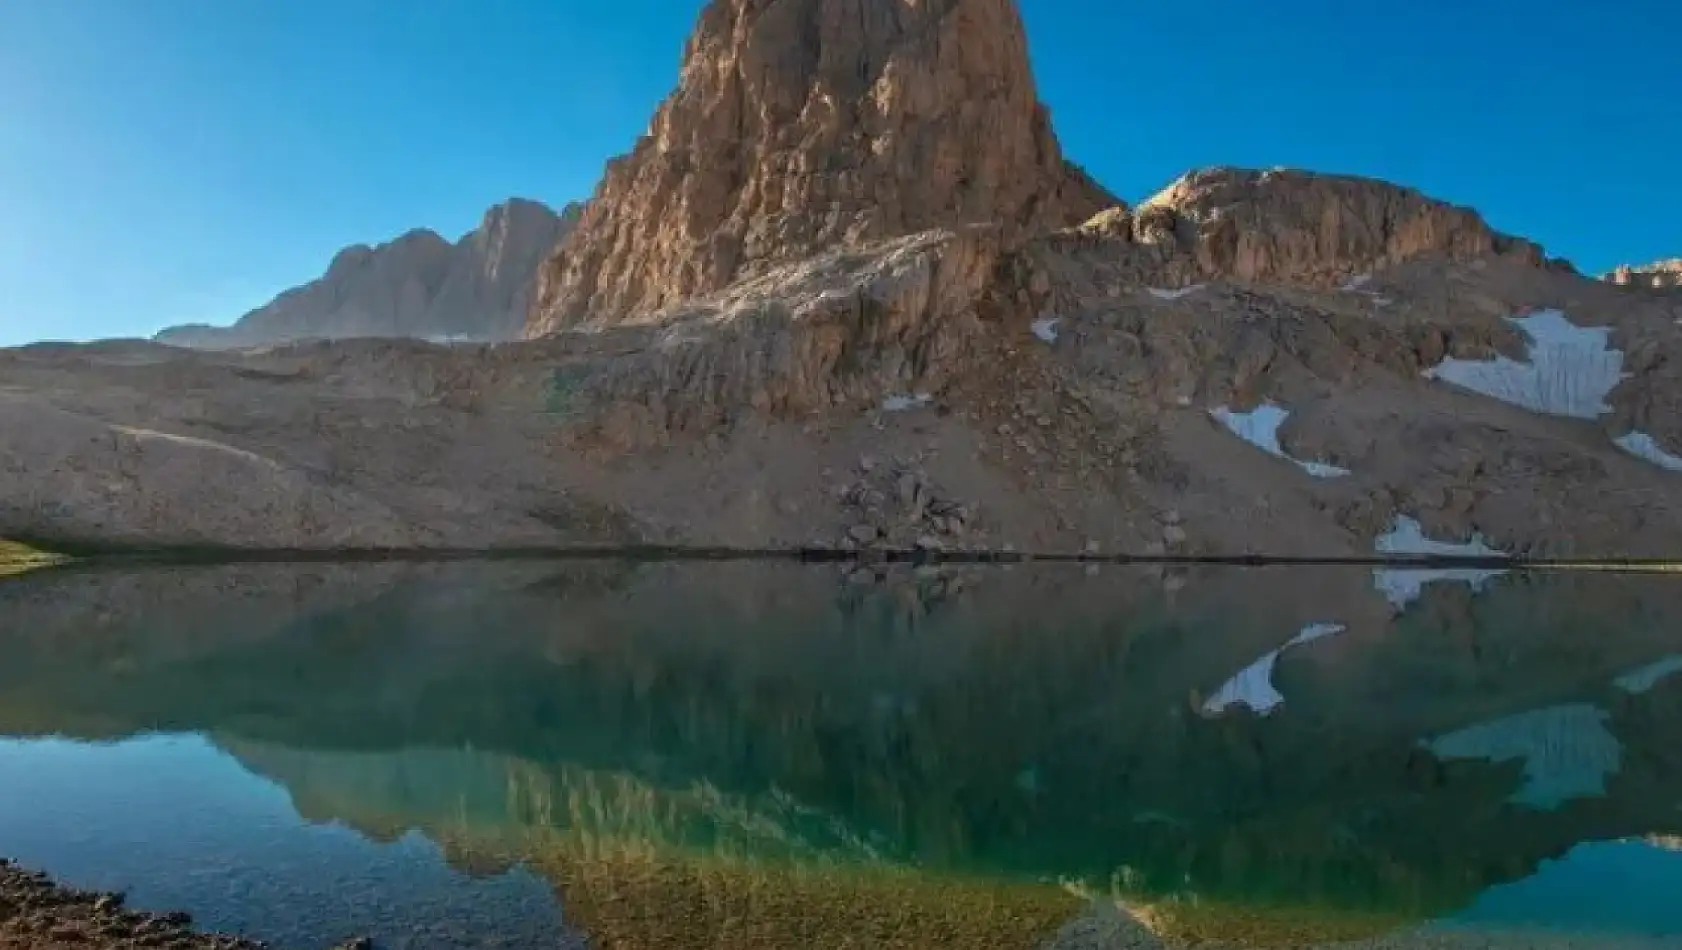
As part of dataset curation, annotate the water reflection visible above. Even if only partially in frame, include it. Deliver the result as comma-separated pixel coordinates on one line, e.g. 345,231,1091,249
2,560,1682,948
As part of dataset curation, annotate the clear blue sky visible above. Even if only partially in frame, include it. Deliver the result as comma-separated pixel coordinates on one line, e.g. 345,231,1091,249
2,0,1678,347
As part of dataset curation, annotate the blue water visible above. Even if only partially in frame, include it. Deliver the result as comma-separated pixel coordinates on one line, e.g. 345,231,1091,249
2,559,1682,948
1451,840,1682,937
0,735,577,949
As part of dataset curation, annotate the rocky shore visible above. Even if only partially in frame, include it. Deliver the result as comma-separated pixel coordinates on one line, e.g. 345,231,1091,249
0,860,267,950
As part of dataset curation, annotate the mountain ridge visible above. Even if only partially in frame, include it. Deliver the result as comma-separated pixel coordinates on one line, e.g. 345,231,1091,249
155,197,581,349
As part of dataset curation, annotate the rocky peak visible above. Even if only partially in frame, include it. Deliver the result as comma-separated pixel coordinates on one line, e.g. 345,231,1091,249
1605,258,1682,292
1102,166,1559,287
525,0,1116,336
156,198,579,349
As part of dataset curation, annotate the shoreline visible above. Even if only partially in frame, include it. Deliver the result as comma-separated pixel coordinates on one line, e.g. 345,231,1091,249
0,859,269,949
0,859,381,950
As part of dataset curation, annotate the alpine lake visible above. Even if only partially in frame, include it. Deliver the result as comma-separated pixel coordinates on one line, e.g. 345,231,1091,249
2,555,1680,949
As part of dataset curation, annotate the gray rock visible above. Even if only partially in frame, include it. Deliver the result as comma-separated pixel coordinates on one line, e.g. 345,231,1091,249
897,471,921,508
848,524,879,544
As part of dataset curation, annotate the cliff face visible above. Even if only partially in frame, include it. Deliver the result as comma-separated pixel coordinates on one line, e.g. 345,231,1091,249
524,0,1115,335
157,199,581,349
1061,166,1558,289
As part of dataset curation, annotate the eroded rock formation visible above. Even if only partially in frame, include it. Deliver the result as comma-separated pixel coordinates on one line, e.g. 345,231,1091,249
525,0,1114,334
1606,258,1682,292
1062,167,1560,290
158,199,581,349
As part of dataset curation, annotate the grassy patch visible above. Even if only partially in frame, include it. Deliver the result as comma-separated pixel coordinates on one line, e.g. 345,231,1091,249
0,538,69,576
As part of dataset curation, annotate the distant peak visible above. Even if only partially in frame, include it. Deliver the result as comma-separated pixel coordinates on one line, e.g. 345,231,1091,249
1604,258,1682,291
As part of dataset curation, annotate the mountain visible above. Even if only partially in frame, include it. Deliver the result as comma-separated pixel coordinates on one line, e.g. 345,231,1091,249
9,0,1682,565
157,198,581,349
525,0,1115,334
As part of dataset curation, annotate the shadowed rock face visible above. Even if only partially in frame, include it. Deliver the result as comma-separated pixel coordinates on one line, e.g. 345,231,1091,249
525,0,1115,334
158,199,581,349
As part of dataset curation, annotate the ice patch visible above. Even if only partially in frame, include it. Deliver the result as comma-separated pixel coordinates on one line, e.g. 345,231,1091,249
1209,402,1351,478
1031,316,1061,343
881,393,933,412
1422,309,1627,419
1614,655,1682,694
1203,622,1348,716
1372,515,1508,610
1614,431,1682,472
1147,285,1204,301
1425,704,1622,809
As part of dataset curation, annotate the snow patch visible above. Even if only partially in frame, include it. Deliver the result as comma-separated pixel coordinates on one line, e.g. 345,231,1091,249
1372,515,1509,610
1422,309,1626,419
1341,274,1373,292
1614,431,1682,472
1203,622,1348,716
1209,402,1351,478
1031,316,1061,343
1425,704,1622,809
1614,655,1682,694
1147,285,1205,301
881,393,933,412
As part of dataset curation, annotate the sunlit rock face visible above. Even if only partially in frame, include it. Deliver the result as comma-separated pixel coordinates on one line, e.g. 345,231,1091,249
525,0,1114,334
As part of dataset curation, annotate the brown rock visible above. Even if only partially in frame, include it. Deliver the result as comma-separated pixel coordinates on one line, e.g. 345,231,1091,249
564,227,1004,440
1130,167,1559,287
525,0,1115,334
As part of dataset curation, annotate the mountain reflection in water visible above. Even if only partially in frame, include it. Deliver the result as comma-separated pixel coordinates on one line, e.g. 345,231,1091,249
2,559,1681,950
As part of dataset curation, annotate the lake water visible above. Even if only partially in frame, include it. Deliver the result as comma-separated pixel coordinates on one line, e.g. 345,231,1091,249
2,558,1681,949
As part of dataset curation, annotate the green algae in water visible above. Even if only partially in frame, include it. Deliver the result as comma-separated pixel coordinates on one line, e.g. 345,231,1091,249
0,538,66,576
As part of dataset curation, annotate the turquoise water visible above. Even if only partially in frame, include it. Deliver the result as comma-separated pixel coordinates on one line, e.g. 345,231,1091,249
1,559,1681,949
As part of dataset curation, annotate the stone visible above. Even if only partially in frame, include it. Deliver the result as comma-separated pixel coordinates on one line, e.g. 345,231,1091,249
897,472,922,509
848,524,880,544
525,0,1115,334
1126,167,1559,287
